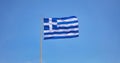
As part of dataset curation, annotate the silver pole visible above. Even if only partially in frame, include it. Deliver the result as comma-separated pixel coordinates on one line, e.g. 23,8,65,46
40,18,43,63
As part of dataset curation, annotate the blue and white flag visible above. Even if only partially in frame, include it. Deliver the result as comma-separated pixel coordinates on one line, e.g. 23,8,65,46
44,16,79,40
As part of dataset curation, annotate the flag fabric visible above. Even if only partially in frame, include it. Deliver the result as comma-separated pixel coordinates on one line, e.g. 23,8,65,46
43,16,79,40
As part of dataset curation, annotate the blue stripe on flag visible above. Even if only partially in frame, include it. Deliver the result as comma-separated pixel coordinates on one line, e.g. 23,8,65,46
57,25,79,29
44,35,79,40
60,16,77,20
44,30,79,35
52,18,59,22
58,20,78,24
52,25,79,30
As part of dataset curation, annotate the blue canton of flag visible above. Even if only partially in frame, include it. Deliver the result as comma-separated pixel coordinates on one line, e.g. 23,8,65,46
44,16,79,40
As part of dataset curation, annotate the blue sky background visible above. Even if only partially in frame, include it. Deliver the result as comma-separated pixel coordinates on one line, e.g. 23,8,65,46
0,0,120,63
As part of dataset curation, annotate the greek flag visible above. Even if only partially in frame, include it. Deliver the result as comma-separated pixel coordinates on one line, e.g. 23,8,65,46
44,16,79,40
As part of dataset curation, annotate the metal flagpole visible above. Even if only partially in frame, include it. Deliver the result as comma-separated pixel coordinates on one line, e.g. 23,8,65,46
40,18,43,63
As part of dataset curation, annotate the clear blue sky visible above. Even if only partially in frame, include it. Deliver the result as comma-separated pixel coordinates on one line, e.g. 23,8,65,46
0,0,120,63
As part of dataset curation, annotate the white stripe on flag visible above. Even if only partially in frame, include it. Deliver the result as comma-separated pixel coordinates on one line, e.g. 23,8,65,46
57,23,78,27
44,28,79,33
44,33,79,37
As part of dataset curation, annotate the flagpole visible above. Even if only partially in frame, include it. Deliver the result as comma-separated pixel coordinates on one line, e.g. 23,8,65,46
40,18,43,63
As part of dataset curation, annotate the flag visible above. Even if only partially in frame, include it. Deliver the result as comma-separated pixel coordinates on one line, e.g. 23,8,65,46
43,16,79,40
